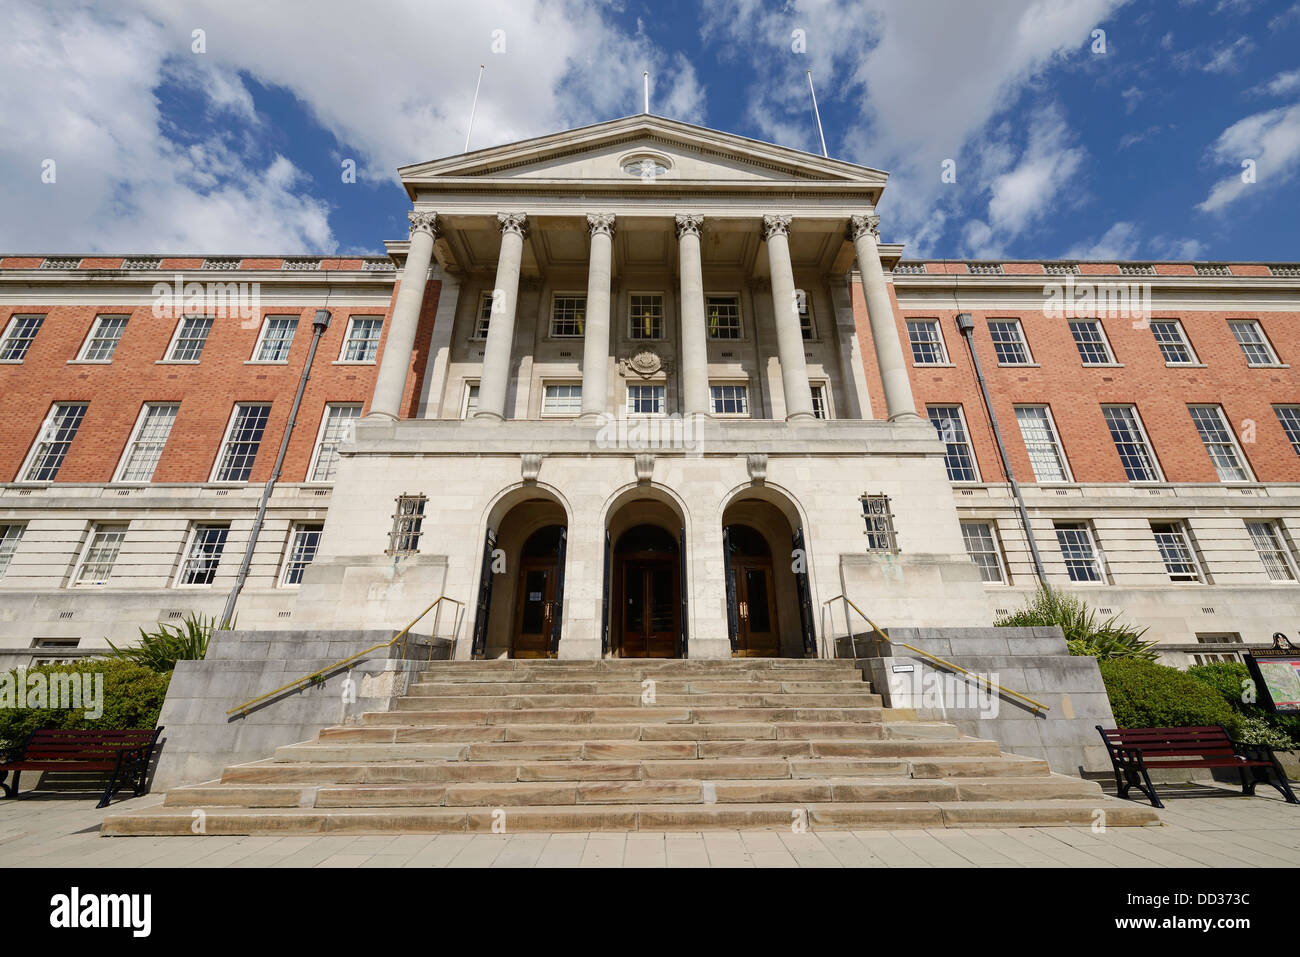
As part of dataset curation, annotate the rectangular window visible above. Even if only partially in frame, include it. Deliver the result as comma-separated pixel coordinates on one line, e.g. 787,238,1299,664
167,316,213,362
178,524,229,586
1014,406,1070,483
253,316,298,362
1054,522,1104,583
542,384,583,416
281,523,324,586
0,314,43,361
1101,405,1161,482
462,382,479,419
1150,320,1197,364
988,319,1031,365
78,315,128,362
473,293,493,339
1188,405,1251,482
0,524,25,577
706,295,741,340
387,494,426,556
627,384,666,415
927,405,979,481
629,294,664,340
798,292,814,339
1246,521,1297,582
861,494,898,552
115,403,179,482
73,524,127,586
22,403,89,482
906,319,947,365
213,404,271,482
961,522,1006,583
340,316,383,362
1068,319,1115,365
309,404,362,481
810,384,830,420
1150,522,1201,582
710,384,749,415
1275,406,1300,458
550,295,586,337
1227,319,1280,366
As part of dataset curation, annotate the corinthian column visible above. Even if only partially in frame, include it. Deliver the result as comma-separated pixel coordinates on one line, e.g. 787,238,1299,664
762,214,814,420
475,212,528,420
849,213,919,421
580,213,615,419
676,214,710,416
369,210,437,419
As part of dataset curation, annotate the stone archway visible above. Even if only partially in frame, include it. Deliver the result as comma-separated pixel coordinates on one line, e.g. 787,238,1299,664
604,494,687,658
721,493,814,658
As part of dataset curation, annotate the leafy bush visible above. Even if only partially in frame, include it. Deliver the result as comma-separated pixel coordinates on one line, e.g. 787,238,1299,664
1098,658,1239,732
0,659,170,750
1187,661,1299,749
1233,714,1297,749
995,587,1157,661
106,612,214,672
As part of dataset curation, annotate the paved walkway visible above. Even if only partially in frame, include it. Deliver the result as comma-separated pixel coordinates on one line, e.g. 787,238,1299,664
2,781,1298,867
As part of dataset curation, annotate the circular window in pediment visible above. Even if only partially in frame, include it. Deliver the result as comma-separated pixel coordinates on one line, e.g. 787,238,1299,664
619,151,673,179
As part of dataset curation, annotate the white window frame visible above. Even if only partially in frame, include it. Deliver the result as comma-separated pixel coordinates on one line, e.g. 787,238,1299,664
164,316,214,363
1150,522,1203,583
1227,319,1282,367
19,402,89,483
279,522,324,587
810,382,832,420
71,523,128,586
709,382,750,417
0,524,26,577
1246,521,1298,582
308,403,363,482
175,523,230,587
988,318,1033,365
1150,319,1199,365
338,316,383,363
210,403,272,484
906,319,948,365
472,292,493,340
1068,319,1117,366
628,292,665,341
0,314,44,362
797,289,815,340
1015,405,1072,483
1101,404,1163,483
1054,522,1106,584
541,382,583,417
113,402,180,484
1188,404,1254,482
549,293,587,339
927,404,981,482
960,521,1007,584
626,382,667,417
461,381,480,419
1275,405,1300,459
76,315,129,362
250,315,298,363
705,293,743,340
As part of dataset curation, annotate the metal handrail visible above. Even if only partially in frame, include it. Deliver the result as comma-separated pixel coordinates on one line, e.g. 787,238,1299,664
226,596,465,717
822,593,1050,714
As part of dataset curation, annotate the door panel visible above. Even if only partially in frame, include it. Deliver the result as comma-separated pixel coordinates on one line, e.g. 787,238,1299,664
513,562,555,658
734,559,779,657
620,560,679,658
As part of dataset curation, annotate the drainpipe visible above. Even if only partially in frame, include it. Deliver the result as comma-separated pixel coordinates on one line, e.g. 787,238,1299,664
954,312,1047,585
219,308,333,628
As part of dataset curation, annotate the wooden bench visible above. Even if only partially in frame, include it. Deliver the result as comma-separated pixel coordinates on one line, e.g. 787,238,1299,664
1097,724,1298,809
0,727,163,808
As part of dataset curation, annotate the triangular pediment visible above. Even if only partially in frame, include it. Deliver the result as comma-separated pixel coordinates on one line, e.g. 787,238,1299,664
398,115,888,194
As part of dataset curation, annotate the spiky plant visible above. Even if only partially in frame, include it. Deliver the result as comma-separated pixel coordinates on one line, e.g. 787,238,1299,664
106,612,217,672
995,587,1157,661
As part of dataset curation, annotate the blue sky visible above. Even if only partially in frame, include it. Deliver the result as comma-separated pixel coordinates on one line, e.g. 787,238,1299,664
3,0,1299,261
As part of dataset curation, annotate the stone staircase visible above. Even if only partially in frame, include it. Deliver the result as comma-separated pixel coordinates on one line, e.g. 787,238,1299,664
102,659,1160,835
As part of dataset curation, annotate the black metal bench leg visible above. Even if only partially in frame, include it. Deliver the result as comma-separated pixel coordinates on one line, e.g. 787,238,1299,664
97,753,127,809
0,769,13,799
1132,761,1163,809
1239,767,1257,797
1260,764,1299,805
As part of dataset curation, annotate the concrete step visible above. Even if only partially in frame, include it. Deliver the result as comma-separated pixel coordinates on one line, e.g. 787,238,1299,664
317,721,887,744
403,679,873,696
372,705,884,724
393,692,882,710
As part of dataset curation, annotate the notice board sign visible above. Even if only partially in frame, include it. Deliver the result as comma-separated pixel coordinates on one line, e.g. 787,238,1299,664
1245,648,1300,714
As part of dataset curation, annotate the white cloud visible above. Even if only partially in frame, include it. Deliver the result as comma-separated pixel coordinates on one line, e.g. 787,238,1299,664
1061,221,1141,260
1198,102,1300,212
1250,70,1300,97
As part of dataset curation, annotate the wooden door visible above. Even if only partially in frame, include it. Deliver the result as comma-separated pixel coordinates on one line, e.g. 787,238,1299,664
733,559,780,657
619,559,678,658
512,558,557,658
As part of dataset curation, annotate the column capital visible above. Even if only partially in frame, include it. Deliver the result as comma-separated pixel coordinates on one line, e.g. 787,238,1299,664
408,210,439,239
848,213,881,242
497,212,529,238
586,212,616,238
674,214,703,238
761,214,792,240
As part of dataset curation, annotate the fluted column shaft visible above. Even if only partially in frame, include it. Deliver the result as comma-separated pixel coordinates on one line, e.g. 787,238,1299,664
369,210,437,419
580,214,615,418
850,213,919,421
676,215,710,416
475,213,528,420
762,215,814,420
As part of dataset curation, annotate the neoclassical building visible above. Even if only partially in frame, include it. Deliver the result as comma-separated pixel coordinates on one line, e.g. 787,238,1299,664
1,114,1297,669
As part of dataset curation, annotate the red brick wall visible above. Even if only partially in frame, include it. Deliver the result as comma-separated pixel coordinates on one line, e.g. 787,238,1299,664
854,291,1300,483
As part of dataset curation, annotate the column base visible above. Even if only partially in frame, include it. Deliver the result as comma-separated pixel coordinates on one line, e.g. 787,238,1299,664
471,410,505,422
785,410,817,422
364,410,398,421
887,410,926,424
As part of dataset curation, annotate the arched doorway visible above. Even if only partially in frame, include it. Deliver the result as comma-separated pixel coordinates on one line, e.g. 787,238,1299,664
724,524,779,657
511,524,565,658
722,495,816,658
614,524,680,658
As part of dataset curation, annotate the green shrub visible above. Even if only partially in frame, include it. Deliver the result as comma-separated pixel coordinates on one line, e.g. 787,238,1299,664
106,612,214,672
1098,658,1239,732
995,587,1157,661
0,659,170,750
1233,714,1297,749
